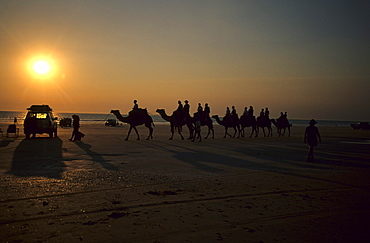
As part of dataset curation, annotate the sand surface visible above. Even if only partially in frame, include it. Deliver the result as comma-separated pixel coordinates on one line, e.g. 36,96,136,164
0,121,370,242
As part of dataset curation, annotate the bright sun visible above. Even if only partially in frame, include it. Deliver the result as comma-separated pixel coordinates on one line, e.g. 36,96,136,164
33,60,51,74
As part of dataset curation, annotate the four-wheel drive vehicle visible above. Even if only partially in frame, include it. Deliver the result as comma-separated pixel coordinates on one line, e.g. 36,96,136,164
24,105,58,138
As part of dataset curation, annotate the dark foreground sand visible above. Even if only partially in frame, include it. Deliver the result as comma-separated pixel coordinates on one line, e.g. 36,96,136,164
0,122,370,242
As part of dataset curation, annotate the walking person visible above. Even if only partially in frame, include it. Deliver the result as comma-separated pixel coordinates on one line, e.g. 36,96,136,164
69,114,80,142
304,119,321,162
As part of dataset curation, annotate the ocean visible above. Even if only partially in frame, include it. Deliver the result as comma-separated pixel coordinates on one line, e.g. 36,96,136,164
0,110,362,127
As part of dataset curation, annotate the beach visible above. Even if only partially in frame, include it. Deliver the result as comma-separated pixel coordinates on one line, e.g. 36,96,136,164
0,122,369,242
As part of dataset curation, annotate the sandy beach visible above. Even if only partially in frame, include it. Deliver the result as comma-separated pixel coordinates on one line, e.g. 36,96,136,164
0,121,369,242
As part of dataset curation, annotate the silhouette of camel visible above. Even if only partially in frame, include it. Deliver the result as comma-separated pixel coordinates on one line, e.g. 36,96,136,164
110,109,154,140
239,114,257,138
156,109,194,140
256,116,272,137
212,115,240,138
271,118,292,136
191,112,214,139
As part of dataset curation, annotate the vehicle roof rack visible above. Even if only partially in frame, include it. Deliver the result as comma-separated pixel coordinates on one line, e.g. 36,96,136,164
27,105,53,112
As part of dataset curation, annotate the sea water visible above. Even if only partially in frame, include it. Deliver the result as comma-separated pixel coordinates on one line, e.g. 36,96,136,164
0,110,364,127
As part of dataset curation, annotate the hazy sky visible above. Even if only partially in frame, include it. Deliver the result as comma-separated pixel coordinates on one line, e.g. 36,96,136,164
1,0,369,120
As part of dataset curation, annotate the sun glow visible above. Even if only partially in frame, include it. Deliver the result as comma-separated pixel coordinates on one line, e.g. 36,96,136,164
33,60,51,74
28,55,58,80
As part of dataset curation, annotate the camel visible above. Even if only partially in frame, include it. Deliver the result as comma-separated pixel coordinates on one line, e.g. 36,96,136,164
256,115,272,137
156,109,194,140
212,115,240,138
271,118,292,136
110,109,154,140
239,114,257,138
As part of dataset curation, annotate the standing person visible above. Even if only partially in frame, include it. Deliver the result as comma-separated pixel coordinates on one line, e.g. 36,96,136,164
304,119,321,162
69,114,80,142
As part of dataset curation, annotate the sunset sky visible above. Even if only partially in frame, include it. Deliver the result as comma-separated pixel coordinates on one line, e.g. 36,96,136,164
1,1,369,120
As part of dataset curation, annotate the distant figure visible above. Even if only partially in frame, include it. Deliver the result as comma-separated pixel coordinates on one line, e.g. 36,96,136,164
176,100,183,112
249,106,254,117
133,100,139,110
265,107,270,117
192,112,202,142
243,107,248,116
225,107,231,116
260,108,265,117
304,119,321,162
197,103,203,112
14,117,17,124
204,103,210,116
69,114,81,142
231,106,237,116
183,100,190,116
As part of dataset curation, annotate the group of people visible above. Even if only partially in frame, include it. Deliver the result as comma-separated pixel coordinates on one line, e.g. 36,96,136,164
70,99,321,160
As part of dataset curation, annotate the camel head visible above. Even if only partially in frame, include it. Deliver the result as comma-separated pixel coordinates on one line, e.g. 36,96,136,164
211,115,219,118
156,109,165,114
110,110,120,114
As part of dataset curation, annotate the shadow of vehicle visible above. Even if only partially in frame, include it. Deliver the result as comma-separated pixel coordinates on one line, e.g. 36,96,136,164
8,137,65,179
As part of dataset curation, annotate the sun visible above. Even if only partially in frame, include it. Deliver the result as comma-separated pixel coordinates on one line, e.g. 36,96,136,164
33,60,51,74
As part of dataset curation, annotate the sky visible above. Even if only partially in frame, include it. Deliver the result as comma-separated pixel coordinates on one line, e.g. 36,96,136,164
1,0,369,120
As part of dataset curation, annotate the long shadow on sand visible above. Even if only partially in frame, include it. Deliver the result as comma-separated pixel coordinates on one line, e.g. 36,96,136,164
74,141,119,171
9,137,65,179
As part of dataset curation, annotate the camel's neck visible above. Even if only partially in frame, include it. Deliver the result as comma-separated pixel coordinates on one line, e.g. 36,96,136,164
113,112,129,123
158,111,171,122
213,116,223,125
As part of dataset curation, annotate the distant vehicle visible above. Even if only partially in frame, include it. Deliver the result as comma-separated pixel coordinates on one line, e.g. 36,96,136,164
351,122,370,130
105,119,118,126
24,105,58,138
59,118,72,127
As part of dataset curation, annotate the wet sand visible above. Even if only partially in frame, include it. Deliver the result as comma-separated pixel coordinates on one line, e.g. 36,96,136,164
0,122,370,242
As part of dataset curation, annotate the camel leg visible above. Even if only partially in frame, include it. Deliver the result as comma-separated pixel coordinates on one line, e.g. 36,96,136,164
125,126,133,140
146,124,153,140
132,126,140,140
232,127,238,138
169,125,175,140
177,127,184,140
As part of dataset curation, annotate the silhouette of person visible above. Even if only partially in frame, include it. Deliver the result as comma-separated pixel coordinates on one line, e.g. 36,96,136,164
243,107,248,116
204,103,210,116
176,100,183,112
183,100,190,115
304,119,321,162
192,112,202,142
265,107,270,117
231,106,237,116
133,100,139,110
225,107,231,116
69,114,80,142
197,103,203,112
260,108,265,117
249,106,254,117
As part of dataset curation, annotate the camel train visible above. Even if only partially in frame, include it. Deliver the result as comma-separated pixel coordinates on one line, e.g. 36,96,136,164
110,106,291,140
